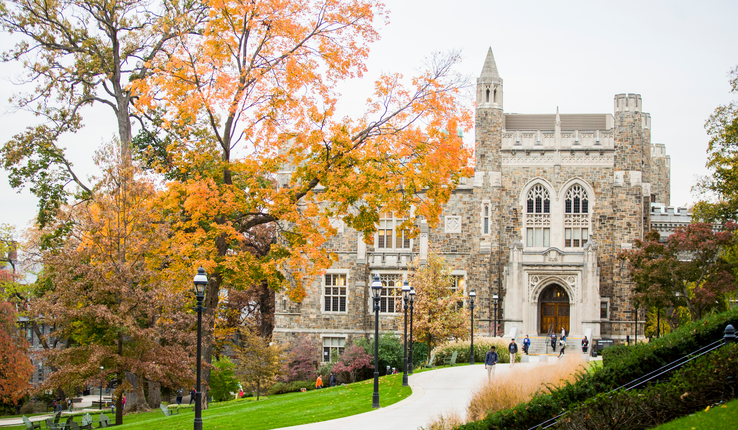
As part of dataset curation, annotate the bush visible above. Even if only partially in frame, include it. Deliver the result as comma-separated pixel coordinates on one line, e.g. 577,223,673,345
267,380,315,395
332,344,373,383
355,333,404,372
412,341,428,367
457,308,738,430
285,335,319,382
210,356,241,402
432,337,519,365
560,342,738,430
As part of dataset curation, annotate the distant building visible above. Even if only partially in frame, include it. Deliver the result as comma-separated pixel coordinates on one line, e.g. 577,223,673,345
273,48,692,361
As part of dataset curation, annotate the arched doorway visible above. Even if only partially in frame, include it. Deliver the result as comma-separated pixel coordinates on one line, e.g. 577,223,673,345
539,284,570,334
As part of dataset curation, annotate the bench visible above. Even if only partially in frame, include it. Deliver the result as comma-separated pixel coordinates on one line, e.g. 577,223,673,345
21,416,40,430
443,351,458,366
420,352,436,368
160,403,180,416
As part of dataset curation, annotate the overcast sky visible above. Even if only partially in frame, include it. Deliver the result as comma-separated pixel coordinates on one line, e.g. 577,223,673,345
2,0,737,233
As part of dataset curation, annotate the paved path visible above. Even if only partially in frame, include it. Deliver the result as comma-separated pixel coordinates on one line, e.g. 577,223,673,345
276,361,551,430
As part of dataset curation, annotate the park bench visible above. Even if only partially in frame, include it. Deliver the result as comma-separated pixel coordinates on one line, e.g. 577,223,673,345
80,413,94,430
45,418,62,430
420,352,436,368
97,413,111,428
443,351,458,366
21,416,40,430
160,403,180,416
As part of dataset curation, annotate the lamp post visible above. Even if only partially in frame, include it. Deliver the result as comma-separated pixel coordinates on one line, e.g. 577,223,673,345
493,294,499,337
469,289,476,364
408,286,415,375
193,267,208,430
371,274,382,408
402,281,411,387
99,366,104,410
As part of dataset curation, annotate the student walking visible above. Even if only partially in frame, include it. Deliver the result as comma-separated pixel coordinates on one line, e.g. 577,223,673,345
523,335,531,355
484,346,498,379
581,336,589,353
550,333,557,352
558,338,567,358
508,338,518,366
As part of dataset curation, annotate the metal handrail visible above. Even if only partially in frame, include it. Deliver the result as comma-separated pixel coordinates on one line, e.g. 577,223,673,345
528,324,736,430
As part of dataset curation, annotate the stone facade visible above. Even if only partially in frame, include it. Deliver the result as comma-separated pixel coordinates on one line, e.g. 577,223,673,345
273,48,686,358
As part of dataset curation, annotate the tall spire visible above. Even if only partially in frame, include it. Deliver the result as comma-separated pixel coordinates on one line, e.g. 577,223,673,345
480,47,500,79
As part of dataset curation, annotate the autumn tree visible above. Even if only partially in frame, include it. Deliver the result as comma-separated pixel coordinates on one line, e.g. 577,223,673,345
405,252,469,361
694,65,738,222
134,0,472,403
0,301,34,412
27,143,195,424
331,343,372,383
235,327,284,400
620,225,738,322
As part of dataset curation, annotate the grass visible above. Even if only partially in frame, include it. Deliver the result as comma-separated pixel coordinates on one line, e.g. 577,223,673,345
1,374,410,430
650,398,738,430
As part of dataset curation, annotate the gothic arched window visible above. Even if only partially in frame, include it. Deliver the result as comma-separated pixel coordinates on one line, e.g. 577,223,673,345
525,185,551,247
564,185,590,247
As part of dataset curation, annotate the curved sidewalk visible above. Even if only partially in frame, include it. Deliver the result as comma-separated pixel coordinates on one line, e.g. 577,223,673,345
276,361,547,430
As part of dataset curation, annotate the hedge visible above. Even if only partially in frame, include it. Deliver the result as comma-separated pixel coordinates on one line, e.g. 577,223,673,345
456,309,738,430
432,337,520,365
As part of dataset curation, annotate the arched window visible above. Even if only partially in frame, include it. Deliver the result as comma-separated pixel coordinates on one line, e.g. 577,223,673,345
564,185,590,247
525,185,551,247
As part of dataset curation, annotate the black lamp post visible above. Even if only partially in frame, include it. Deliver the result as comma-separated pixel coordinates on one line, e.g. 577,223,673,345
99,366,104,410
469,289,476,364
193,267,208,430
408,286,415,375
371,274,382,409
493,294,499,337
401,280,411,387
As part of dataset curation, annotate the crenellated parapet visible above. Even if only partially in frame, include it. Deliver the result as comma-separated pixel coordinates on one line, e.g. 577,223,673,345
649,205,692,241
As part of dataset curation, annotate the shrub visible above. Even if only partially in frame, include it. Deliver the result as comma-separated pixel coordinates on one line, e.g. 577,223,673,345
432,337,519,365
284,335,319,382
355,333,404,372
457,308,738,430
267,380,315,395
412,341,429,367
332,344,374,383
210,356,240,402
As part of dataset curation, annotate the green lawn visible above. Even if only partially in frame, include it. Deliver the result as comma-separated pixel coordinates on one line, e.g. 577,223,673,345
2,373,411,430
650,398,738,430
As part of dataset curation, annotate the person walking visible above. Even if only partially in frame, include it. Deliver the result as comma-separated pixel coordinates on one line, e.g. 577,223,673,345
508,338,518,366
329,372,337,387
550,333,557,352
189,388,196,404
558,337,567,358
581,336,589,353
315,375,324,389
484,346,498,379
523,335,531,355
176,388,183,405
122,394,126,410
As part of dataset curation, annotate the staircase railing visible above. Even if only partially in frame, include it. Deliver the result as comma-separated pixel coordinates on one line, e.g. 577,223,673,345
528,324,736,430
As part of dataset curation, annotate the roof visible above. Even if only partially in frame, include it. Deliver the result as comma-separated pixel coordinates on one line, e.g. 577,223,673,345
505,114,612,131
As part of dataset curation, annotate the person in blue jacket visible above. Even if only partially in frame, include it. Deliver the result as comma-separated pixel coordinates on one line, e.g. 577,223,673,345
523,335,531,355
484,346,498,379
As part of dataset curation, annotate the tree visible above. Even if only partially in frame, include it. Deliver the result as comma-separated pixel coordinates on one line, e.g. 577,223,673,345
0,0,204,227
27,143,194,424
404,252,469,361
0,301,34,410
134,0,472,405
284,334,319,383
235,327,284,400
331,343,372,383
354,333,402,372
209,356,240,402
694,65,738,222
620,225,738,321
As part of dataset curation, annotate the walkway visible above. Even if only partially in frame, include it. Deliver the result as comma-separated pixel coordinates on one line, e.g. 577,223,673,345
276,359,558,430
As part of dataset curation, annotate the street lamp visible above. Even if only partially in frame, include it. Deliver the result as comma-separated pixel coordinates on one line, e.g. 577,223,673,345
371,274,383,409
99,366,104,410
401,280,411,387
408,286,416,375
469,289,476,364
193,267,208,430
492,294,499,337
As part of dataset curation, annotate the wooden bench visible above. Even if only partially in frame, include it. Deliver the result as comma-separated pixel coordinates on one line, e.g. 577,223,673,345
21,416,40,430
420,352,436,368
443,351,458,366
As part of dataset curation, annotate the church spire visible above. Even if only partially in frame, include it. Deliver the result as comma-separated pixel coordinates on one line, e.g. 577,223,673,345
480,47,500,79
476,47,503,108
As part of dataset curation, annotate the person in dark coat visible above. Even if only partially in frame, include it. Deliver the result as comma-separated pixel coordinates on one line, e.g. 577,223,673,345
484,346,498,379
329,373,338,387
550,333,557,352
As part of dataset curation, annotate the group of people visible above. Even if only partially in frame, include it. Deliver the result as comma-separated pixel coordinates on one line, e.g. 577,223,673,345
314,373,339,389
484,330,593,376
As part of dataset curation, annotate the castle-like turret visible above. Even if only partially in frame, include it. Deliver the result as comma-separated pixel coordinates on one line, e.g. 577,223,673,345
476,47,503,108
475,47,504,172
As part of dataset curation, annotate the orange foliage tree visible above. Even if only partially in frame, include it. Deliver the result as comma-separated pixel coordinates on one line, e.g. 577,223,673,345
135,0,473,401
0,301,34,411
27,144,194,424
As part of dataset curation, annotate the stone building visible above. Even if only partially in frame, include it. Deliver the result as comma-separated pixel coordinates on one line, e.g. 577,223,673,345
273,48,690,360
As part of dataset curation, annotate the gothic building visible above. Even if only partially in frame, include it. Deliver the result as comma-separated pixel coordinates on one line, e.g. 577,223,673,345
273,48,689,359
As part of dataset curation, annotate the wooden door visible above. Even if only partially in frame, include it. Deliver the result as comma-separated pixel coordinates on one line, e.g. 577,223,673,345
540,303,570,334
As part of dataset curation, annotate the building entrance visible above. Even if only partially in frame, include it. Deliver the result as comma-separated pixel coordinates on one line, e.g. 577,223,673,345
539,284,570,334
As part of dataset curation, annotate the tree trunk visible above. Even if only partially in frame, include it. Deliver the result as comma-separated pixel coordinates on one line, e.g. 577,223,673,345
115,369,123,426
123,373,148,411
147,381,161,408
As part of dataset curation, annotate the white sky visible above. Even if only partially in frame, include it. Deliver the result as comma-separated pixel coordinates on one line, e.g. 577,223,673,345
2,0,737,233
